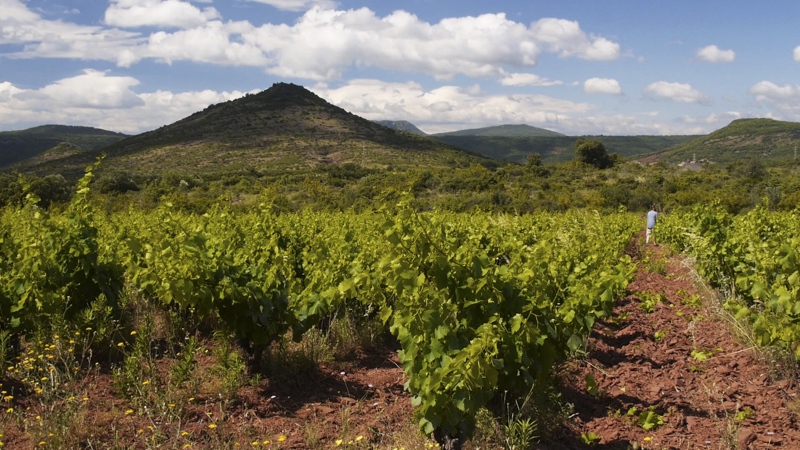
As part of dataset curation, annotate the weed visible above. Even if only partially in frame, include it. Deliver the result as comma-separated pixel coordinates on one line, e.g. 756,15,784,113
654,329,668,342
611,311,629,327
637,291,667,313
636,408,664,430
645,259,668,276
503,417,537,450
170,335,198,389
735,407,754,422
691,349,714,363
584,374,602,397
211,331,247,400
580,432,601,445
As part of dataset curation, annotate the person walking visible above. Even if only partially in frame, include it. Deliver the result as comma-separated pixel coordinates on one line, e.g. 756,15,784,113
646,205,658,245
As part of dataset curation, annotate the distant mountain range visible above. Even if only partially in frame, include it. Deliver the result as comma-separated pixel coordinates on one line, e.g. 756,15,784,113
0,125,127,168
8,84,489,177
5,88,800,177
436,135,699,164
433,124,564,138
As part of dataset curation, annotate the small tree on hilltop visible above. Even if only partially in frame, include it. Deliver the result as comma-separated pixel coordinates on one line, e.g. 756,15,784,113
575,139,612,169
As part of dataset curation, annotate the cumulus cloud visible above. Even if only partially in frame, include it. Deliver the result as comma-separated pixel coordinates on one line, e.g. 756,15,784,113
311,79,707,135
678,111,742,125
1,0,143,66
245,0,338,11
105,0,221,29
583,77,622,95
0,71,249,133
795,46,800,62
530,18,619,61
748,81,800,120
312,79,592,132
749,81,799,100
696,45,735,63
643,81,710,104
499,73,562,86
5,2,620,80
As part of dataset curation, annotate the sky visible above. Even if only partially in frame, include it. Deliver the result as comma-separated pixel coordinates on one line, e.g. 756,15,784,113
1,0,799,136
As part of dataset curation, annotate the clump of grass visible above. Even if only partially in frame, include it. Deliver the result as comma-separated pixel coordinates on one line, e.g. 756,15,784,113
211,331,247,400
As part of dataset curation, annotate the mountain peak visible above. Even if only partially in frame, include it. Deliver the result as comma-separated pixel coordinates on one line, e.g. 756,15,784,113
10,82,488,176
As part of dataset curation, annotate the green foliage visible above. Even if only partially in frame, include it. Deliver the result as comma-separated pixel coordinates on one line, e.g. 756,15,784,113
637,291,667,313
503,417,537,450
654,329,668,342
735,407,755,422
584,373,602,397
636,409,665,430
575,139,612,169
434,135,697,165
0,171,640,443
659,205,800,358
0,125,126,168
658,118,800,164
580,432,601,445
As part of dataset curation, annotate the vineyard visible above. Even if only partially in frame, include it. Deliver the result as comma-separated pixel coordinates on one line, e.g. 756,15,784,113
0,165,642,448
659,205,800,361
2,165,799,448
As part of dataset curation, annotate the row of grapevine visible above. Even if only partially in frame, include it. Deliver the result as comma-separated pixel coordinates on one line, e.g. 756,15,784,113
659,205,800,357
0,166,640,441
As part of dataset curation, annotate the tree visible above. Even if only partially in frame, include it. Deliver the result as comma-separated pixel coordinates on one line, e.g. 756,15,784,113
574,139,612,169
526,153,542,168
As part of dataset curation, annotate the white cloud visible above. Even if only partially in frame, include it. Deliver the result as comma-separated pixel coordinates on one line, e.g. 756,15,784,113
5,2,620,80
678,111,742,125
0,0,143,66
643,81,710,104
0,71,249,133
795,46,800,62
583,77,622,95
311,79,707,135
245,0,338,11
312,79,593,132
696,45,735,63
105,0,221,29
146,21,269,66
749,81,799,101
499,73,562,86
530,18,620,60
748,81,800,120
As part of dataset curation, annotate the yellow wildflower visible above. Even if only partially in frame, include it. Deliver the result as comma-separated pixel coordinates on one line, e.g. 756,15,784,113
125,410,134,415
278,435,287,442
208,424,217,429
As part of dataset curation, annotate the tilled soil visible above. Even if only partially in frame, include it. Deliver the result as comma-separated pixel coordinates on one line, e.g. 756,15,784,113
544,236,800,449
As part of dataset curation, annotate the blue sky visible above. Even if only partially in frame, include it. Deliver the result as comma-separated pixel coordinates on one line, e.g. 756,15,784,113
1,0,799,135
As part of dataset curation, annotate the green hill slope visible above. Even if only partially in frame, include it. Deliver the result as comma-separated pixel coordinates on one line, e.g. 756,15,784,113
434,135,699,164
373,120,427,136
434,124,565,138
0,125,127,168
13,83,490,177
653,118,800,164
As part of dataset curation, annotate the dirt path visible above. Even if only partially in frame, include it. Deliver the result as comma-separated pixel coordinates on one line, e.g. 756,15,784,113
544,234,800,449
